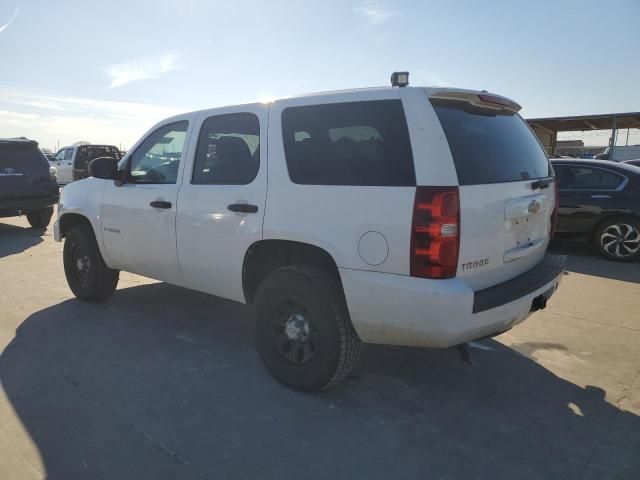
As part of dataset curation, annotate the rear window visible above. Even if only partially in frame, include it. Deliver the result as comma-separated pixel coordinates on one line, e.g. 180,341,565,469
431,99,550,185
75,146,121,168
281,100,415,186
0,142,49,174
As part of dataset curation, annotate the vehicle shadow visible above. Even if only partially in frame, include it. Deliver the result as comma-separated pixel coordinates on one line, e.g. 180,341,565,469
0,222,45,258
0,283,638,479
550,237,640,284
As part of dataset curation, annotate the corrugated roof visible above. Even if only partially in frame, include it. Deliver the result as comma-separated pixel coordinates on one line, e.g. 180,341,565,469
527,112,640,132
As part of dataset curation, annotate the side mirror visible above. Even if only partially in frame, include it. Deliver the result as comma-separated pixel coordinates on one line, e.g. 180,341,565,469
88,156,118,180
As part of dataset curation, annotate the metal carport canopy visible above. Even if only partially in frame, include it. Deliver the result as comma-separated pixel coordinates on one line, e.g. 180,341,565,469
527,112,640,132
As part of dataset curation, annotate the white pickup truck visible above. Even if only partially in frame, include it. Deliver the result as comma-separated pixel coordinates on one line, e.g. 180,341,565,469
55,78,565,391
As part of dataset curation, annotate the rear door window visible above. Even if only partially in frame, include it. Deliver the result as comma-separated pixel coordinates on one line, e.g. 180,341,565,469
281,100,415,186
555,165,624,190
431,99,550,185
192,113,260,185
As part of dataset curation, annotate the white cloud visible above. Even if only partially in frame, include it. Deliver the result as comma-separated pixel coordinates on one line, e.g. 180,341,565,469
0,87,186,149
0,110,39,120
353,1,398,26
105,52,180,88
0,110,39,128
23,100,66,111
0,4,20,33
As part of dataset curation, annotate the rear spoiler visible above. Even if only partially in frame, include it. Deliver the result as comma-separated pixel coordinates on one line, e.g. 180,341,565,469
429,90,521,113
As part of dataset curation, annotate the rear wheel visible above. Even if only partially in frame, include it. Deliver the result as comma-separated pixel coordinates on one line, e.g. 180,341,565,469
594,217,640,262
63,224,119,301
253,265,361,392
26,206,54,229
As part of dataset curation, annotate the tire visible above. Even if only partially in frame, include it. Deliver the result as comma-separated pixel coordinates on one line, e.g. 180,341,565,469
253,265,361,392
26,206,54,229
594,216,640,262
63,224,119,302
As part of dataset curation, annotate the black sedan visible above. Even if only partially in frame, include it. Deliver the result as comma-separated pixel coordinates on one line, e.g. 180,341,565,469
551,159,640,261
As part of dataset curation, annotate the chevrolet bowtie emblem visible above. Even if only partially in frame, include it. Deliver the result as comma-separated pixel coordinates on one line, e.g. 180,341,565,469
527,199,541,214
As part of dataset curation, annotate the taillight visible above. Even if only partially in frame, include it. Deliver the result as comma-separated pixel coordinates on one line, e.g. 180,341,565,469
550,180,559,238
410,186,460,279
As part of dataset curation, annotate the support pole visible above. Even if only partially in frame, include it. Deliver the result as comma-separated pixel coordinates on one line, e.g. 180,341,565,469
609,116,617,159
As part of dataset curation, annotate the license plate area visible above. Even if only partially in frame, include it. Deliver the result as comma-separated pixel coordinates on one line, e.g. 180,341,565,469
504,193,551,260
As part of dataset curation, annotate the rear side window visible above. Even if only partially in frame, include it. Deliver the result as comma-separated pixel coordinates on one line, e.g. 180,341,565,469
192,113,260,185
281,100,415,186
555,165,624,190
431,100,550,185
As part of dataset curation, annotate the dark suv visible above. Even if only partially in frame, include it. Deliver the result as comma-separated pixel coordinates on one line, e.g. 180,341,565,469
0,138,59,228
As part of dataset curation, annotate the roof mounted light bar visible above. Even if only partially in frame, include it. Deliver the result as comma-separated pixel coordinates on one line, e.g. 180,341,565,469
391,71,409,88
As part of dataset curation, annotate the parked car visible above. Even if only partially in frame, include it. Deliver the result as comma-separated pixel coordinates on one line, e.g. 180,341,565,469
55,78,565,391
0,138,59,228
50,144,121,184
622,159,640,168
551,158,640,261
593,145,640,161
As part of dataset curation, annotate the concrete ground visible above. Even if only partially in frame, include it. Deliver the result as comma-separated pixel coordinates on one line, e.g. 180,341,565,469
0,214,638,480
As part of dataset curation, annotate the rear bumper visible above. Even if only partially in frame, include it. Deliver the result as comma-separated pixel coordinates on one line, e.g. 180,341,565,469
0,192,59,217
473,253,566,313
340,253,566,348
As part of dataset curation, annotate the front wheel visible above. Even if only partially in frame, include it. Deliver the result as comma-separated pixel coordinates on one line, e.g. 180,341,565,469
26,206,54,229
253,265,361,392
594,217,640,262
63,224,119,301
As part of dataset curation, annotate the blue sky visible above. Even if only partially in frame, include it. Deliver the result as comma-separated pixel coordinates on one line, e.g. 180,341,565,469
0,0,638,150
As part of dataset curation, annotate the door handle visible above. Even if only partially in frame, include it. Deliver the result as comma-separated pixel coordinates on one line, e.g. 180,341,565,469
150,200,172,209
228,203,258,214
590,195,611,199
67,163,72,165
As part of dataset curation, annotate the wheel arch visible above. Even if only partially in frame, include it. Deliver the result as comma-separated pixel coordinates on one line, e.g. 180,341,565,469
242,239,343,304
59,212,93,238
58,211,111,265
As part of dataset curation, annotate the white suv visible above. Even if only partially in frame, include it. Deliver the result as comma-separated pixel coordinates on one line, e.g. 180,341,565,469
54,78,565,391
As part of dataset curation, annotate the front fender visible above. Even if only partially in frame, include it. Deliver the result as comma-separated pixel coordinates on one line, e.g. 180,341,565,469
55,179,110,264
